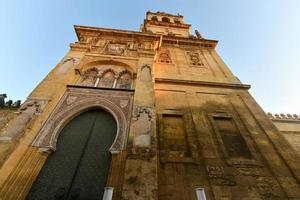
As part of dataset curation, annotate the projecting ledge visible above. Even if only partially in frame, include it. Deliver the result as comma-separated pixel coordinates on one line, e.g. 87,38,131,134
155,78,251,89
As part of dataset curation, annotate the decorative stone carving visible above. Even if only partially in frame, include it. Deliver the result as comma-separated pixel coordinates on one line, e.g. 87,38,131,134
140,65,152,82
76,65,134,90
187,51,203,66
254,177,282,199
0,98,48,141
120,99,129,108
66,96,78,105
143,41,153,50
133,107,153,147
31,86,133,153
206,165,236,186
235,167,261,176
106,43,126,55
206,166,225,175
157,50,172,63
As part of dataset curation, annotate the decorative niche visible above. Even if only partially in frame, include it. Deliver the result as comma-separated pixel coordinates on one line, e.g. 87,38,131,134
208,111,261,166
106,42,127,56
158,110,197,164
156,50,172,64
186,51,204,66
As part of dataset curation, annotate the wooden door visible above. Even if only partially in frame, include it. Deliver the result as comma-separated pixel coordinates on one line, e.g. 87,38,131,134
26,109,117,200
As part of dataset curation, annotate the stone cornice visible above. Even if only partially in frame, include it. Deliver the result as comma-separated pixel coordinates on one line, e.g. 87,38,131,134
74,25,159,41
146,11,183,18
162,37,217,48
155,78,250,89
67,84,135,92
74,25,218,48
144,20,191,29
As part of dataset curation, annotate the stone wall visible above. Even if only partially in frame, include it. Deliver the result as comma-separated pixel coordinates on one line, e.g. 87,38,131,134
269,113,300,156
0,109,18,167
1,11,300,200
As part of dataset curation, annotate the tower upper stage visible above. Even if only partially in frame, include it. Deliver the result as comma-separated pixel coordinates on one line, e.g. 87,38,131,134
141,11,191,37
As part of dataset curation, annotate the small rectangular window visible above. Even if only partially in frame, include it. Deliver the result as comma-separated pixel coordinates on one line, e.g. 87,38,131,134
195,188,206,200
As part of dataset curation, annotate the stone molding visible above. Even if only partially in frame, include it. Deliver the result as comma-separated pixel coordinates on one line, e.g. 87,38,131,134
31,86,133,153
155,78,251,89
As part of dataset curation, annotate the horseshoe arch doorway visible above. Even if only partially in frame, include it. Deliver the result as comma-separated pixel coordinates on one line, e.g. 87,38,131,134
26,109,117,200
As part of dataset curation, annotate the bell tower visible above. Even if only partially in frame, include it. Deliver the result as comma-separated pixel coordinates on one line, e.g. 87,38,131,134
141,11,191,37
1,11,300,200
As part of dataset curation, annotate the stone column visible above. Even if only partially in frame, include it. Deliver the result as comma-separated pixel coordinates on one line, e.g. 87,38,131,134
122,61,158,200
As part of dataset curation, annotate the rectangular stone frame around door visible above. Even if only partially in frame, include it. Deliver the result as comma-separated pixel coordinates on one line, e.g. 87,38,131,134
0,85,134,200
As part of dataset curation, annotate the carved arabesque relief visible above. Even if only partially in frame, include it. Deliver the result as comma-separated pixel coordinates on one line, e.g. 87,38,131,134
254,177,283,199
206,165,236,186
186,51,203,66
106,43,126,55
157,50,172,63
31,87,133,154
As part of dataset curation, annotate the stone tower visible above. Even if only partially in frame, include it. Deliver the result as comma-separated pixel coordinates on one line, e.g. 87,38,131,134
0,11,300,200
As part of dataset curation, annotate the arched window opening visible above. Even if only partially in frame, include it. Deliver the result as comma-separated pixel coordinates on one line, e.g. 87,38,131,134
162,17,170,23
98,70,115,88
174,19,181,24
151,16,158,21
80,68,98,86
116,72,132,89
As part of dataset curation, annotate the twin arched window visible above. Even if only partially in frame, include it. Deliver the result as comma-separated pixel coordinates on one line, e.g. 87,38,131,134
161,17,170,23
151,16,158,21
79,67,133,90
150,16,181,24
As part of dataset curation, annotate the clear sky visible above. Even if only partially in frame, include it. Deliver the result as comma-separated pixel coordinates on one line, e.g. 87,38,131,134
0,0,299,114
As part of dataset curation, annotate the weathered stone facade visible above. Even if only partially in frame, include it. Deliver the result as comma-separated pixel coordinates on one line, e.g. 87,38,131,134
0,11,300,200
268,113,300,158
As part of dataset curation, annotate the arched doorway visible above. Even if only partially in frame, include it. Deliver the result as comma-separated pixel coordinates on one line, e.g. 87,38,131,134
26,109,117,200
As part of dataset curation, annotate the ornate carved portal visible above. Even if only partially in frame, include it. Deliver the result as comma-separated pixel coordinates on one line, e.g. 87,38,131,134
31,85,134,153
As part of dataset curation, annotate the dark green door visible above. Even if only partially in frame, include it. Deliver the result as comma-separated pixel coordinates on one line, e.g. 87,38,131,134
26,109,117,200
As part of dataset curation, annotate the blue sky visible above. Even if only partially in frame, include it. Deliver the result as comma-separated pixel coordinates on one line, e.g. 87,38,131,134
0,0,299,114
